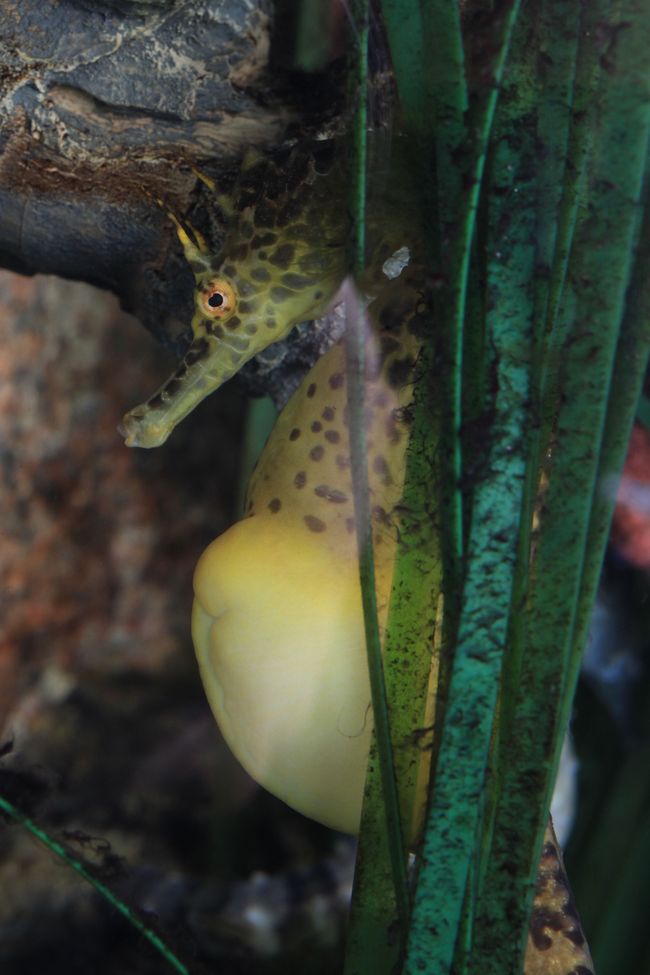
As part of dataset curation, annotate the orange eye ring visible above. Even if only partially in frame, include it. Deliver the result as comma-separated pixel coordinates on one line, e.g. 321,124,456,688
199,279,237,319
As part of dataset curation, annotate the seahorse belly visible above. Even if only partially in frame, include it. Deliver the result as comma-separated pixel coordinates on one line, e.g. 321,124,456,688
193,515,371,832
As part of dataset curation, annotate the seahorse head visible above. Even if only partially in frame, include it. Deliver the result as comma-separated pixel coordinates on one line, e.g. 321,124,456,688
120,141,348,448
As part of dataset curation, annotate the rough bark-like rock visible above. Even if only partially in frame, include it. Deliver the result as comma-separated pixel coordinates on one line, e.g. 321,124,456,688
0,0,341,363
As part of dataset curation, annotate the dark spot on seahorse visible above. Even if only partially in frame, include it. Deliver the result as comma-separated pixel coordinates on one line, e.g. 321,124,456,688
270,286,294,303
381,336,401,359
379,306,400,332
294,471,307,488
238,188,259,210
309,445,325,461
289,428,301,441
312,139,337,173
329,372,344,389
224,316,241,331
251,266,271,283
268,498,281,513
185,337,210,365
407,311,431,339
245,323,258,335
287,150,310,184
147,393,164,409
282,272,315,290
175,363,187,379
239,280,256,297
565,927,585,947
245,152,271,172
529,907,564,952
388,356,415,389
373,455,392,485
542,842,558,860
237,181,264,204
223,264,237,277
314,289,324,300
291,222,311,241
314,485,348,503
269,243,295,269
373,505,391,526
345,517,355,533
237,300,255,314
311,421,322,433
189,260,206,274
255,203,276,228
322,406,335,421
231,243,249,262
229,351,242,364
297,253,325,275
239,219,254,239
379,297,411,332
266,319,278,329
307,383,317,398
258,251,268,260
336,454,350,470
251,232,277,248
278,197,304,225
304,514,326,533
325,430,340,444
264,173,285,201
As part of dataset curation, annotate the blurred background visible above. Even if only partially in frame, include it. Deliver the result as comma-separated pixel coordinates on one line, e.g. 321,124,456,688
0,271,352,975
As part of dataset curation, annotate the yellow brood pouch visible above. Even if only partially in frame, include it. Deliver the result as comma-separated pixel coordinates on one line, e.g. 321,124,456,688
192,515,371,833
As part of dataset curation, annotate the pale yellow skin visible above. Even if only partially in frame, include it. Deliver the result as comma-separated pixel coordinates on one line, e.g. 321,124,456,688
193,515,370,832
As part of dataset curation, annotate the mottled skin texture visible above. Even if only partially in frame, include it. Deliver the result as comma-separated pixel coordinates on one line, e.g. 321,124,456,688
123,137,594,975
120,142,348,447
526,822,595,975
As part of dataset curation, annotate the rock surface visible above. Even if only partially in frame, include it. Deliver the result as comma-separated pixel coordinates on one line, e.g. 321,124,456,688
0,269,344,974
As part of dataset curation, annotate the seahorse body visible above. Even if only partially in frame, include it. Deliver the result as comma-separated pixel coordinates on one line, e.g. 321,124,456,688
193,277,423,832
190,136,427,833
122,136,594,974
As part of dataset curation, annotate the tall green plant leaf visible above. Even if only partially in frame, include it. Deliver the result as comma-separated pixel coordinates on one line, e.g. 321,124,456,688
475,1,650,971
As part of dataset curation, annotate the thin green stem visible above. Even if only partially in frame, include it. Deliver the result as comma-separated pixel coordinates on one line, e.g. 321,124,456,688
0,795,189,975
345,0,410,937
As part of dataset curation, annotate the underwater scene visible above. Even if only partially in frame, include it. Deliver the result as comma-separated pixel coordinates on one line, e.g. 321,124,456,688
0,1,649,974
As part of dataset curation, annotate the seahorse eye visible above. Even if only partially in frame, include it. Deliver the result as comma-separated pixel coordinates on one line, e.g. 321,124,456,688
199,279,237,319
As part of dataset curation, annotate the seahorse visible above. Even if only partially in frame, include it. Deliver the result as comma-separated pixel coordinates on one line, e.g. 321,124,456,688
120,136,594,975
